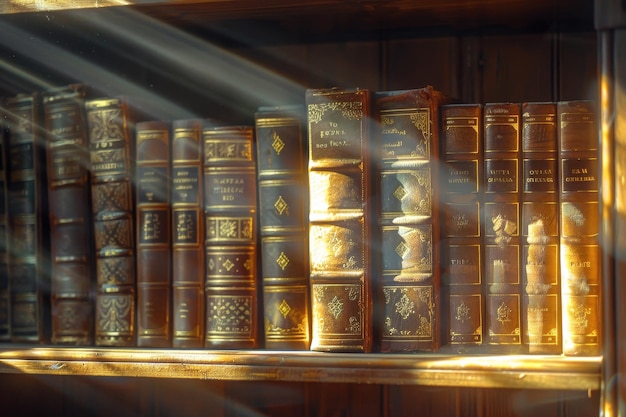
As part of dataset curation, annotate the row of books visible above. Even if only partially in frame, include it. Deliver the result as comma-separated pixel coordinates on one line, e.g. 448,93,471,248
0,84,599,356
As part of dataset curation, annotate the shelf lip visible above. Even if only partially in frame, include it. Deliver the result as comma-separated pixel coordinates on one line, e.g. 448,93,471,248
0,346,601,390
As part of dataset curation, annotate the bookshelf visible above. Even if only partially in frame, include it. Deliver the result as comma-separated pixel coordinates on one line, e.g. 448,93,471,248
0,0,617,416
0,348,601,390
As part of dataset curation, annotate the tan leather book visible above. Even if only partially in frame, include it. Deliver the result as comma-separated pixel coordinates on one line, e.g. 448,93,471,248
255,105,310,350
483,102,523,352
42,84,94,345
557,100,600,356
86,97,136,347
376,86,448,352
203,125,259,349
441,103,484,350
136,120,171,347
171,119,205,348
306,87,373,352
5,92,50,343
521,101,560,354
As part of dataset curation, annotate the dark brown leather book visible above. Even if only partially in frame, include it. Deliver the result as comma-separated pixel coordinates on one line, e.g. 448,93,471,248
483,102,523,352
375,86,448,352
171,119,204,348
85,97,136,347
4,92,50,343
557,100,600,356
441,103,484,350
255,105,310,350
306,87,373,352
203,125,259,349
0,104,9,342
521,102,560,354
136,121,171,347
42,84,94,345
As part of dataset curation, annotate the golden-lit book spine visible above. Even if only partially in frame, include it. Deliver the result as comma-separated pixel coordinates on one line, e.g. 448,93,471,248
5,92,50,343
255,105,310,350
521,102,560,354
306,87,373,352
171,119,205,348
441,103,484,350
483,102,523,352
42,84,94,345
86,97,136,347
136,121,171,347
203,125,258,349
557,100,600,356
0,104,10,341
376,87,447,352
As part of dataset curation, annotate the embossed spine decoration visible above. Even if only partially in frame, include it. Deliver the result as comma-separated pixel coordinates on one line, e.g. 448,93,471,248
376,87,447,352
521,102,560,353
203,125,258,349
441,103,484,350
43,84,94,345
306,87,373,352
483,103,523,352
86,97,136,346
136,121,171,347
557,100,600,356
171,119,204,348
0,104,10,341
4,92,50,343
255,106,310,350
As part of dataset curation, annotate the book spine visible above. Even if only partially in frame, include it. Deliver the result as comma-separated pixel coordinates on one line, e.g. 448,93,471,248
255,106,310,350
521,102,560,354
203,125,259,349
0,105,9,341
483,102,523,352
306,87,373,352
557,100,600,356
5,93,50,343
136,121,172,347
43,84,94,345
441,103,484,350
86,97,136,347
376,87,443,352
171,119,204,348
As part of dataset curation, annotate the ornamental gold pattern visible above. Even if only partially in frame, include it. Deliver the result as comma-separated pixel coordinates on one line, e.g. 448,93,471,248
255,105,310,350
377,87,447,352
86,97,136,347
204,125,258,349
558,100,600,356
483,102,523,349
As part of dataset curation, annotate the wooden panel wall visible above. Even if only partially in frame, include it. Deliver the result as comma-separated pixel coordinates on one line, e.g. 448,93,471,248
0,374,601,416
0,18,598,118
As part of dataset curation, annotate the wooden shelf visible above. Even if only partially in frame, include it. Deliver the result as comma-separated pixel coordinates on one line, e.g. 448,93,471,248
0,347,601,390
1,0,594,34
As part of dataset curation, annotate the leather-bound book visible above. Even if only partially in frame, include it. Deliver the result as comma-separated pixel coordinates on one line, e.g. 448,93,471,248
376,86,448,352
557,100,600,356
255,105,310,350
5,92,50,343
483,102,523,352
203,125,259,349
0,105,10,341
306,87,374,352
136,121,171,347
441,103,484,350
171,119,204,348
85,97,136,347
42,84,94,345
521,102,560,354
